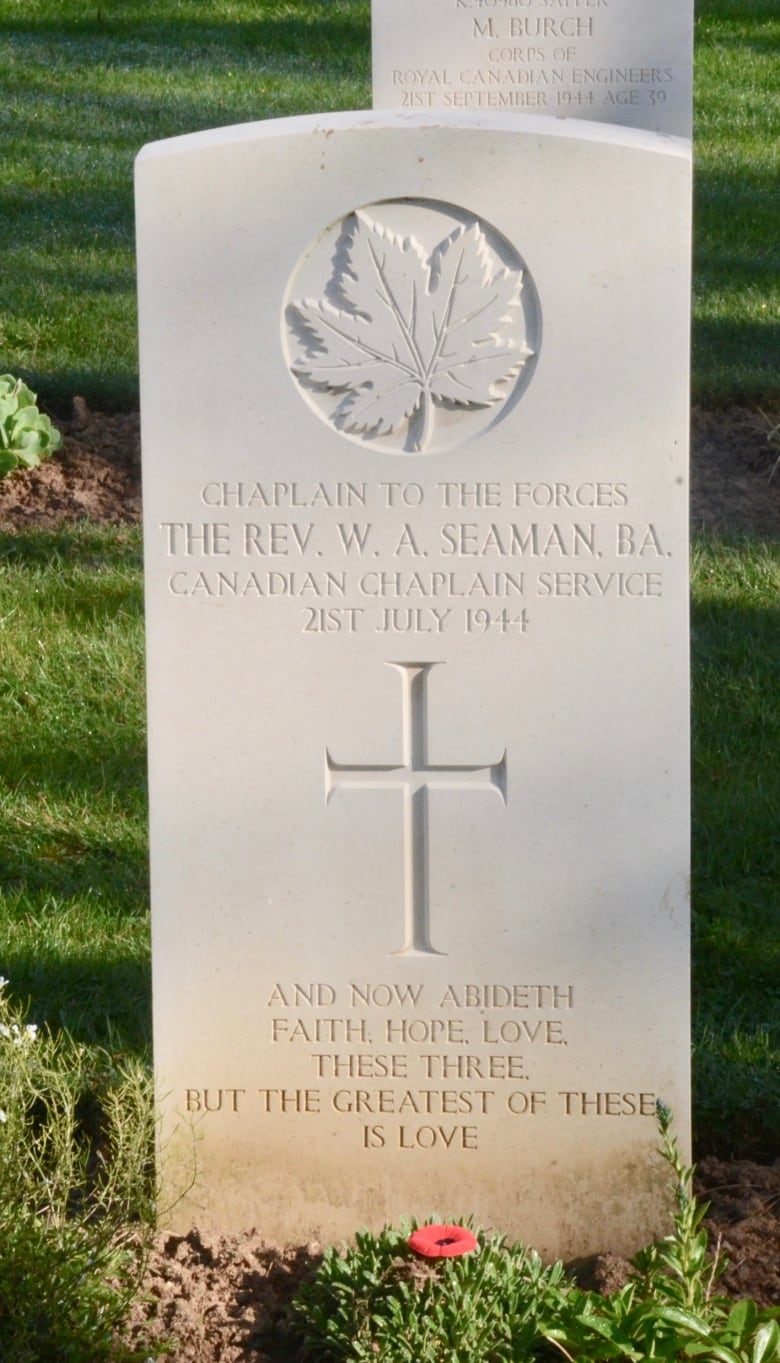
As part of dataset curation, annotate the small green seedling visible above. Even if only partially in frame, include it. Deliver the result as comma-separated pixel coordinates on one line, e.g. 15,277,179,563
0,374,62,477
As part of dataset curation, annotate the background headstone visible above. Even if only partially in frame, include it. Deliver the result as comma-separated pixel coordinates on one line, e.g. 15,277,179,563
372,0,693,138
137,109,691,1257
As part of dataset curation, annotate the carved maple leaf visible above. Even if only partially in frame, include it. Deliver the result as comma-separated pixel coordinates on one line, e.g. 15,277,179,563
289,211,533,451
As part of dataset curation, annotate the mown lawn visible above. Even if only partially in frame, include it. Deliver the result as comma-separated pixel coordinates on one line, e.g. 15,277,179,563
0,0,777,406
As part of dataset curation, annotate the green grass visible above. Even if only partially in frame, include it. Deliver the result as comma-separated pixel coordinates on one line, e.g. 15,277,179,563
0,525,149,1053
691,537,780,1154
0,0,370,407
693,0,780,401
0,0,777,407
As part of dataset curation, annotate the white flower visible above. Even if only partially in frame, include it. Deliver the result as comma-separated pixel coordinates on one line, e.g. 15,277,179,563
0,1020,37,1044
0,977,7,990
0,1110,6,1123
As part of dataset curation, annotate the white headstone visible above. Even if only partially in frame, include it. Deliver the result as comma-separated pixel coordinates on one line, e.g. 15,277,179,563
137,109,691,1258
372,0,693,138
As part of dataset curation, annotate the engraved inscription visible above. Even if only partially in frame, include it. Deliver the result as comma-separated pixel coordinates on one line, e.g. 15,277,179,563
153,481,671,635
373,0,691,136
154,479,670,643
183,980,660,1151
325,663,507,955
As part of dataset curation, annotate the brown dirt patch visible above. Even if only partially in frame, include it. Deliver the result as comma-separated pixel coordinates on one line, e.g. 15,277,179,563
0,398,141,529
123,1230,317,1362
121,1160,780,1361
691,405,780,537
697,1157,780,1307
1,401,777,1358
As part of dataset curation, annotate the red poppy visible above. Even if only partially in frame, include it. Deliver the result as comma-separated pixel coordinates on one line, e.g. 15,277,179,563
408,1224,479,1258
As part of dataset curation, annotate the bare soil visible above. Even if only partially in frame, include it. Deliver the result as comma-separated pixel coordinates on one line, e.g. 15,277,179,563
0,401,777,1359
119,1154,780,1363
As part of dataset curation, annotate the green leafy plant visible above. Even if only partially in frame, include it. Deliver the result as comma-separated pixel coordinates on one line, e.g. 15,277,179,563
632,1102,722,1314
0,375,62,478
292,1217,567,1363
291,1111,780,1363
544,1105,780,1363
0,978,154,1362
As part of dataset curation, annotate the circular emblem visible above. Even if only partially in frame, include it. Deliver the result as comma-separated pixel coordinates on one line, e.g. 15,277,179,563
282,198,540,455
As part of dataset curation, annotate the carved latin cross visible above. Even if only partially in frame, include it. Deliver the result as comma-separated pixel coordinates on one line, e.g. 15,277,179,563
326,661,507,955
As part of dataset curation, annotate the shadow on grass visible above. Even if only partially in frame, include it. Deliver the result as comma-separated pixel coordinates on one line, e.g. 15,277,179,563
693,160,780,402
0,942,151,1055
0,780,150,1048
690,551,780,1154
692,317,780,403
0,530,142,630
0,8,371,69
695,170,780,272
0,822,147,904
697,0,780,31
694,1008,780,1160
0,525,141,564
0,809,150,1052
14,368,141,413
